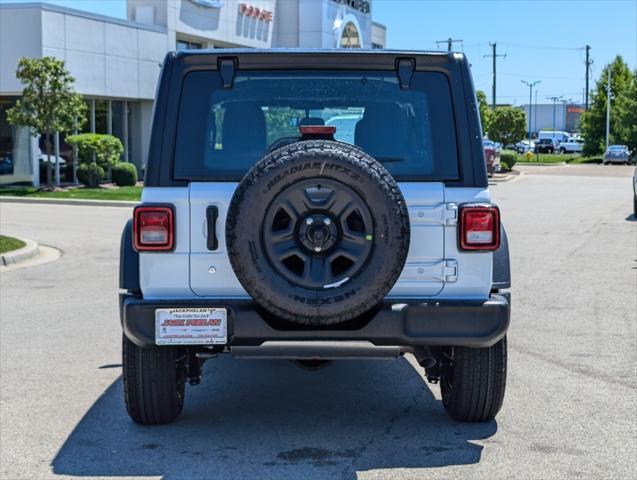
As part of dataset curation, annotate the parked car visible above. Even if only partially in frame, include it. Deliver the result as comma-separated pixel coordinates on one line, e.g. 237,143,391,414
483,139,501,175
514,140,534,154
537,130,570,144
119,49,511,426
0,155,13,175
534,138,555,154
38,149,67,165
558,137,584,154
38,149,68,183
603,145,632,165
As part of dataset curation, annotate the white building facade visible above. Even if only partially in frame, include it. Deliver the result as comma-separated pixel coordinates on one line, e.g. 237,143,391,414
0,0,386,186
520,103,584,135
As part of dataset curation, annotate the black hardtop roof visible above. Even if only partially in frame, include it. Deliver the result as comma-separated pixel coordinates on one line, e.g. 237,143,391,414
176,48,456,57
172,48,466,68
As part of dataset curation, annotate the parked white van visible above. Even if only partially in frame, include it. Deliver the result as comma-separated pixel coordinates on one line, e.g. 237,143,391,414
537,131,570,144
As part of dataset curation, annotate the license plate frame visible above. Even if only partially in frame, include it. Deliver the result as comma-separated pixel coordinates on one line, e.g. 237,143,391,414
155,308,227,345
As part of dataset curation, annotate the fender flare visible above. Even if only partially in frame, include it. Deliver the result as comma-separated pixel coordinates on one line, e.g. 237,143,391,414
492,224,510,290
119,219,140,293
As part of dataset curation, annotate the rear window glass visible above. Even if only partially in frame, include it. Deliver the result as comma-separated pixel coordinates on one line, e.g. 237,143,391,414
173,70,459,181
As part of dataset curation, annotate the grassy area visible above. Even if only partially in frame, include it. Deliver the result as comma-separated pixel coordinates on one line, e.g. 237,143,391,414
0,235,26,254
0,186,142,201
513,153,603,165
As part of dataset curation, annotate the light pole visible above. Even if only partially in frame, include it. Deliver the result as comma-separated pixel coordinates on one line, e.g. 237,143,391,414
547,96,563,137
534,90,538,133
605,68,611,151
521,80,541,144
561,98,573,131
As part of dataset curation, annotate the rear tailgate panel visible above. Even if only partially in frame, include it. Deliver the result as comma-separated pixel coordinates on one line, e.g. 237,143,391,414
388,182,445,297
189,182,247,298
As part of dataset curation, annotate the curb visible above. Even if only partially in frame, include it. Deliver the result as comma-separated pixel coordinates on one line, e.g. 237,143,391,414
1,238,40,266
515,162,567,166
490,172,518,182
0,196,137,208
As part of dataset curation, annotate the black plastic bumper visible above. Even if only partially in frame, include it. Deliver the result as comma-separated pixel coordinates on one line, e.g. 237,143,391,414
120,293,510,350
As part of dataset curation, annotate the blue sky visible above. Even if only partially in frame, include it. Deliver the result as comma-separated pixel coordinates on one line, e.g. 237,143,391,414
2,0,635,105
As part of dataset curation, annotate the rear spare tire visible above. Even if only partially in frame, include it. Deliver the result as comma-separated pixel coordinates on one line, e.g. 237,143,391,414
226,140,410,326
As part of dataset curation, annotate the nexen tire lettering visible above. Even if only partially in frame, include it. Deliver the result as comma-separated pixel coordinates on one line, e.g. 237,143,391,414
291,288,360,305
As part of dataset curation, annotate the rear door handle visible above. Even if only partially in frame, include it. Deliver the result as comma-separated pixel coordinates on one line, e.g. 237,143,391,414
206,206,219,251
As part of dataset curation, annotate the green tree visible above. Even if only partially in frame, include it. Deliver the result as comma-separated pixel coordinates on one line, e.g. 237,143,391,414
615,70,637,154
488,106,527,146
263,108,304,145
581,56,634,156
476,90,492,136
6,56,86,187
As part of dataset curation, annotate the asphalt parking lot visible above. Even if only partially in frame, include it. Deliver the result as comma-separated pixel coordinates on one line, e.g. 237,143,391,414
1,165,635,480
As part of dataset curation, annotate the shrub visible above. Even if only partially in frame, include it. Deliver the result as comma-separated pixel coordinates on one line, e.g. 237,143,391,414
77,163,104,188
66,133,123,169
112,162,138,186
500,152,516,171
500,160,509,172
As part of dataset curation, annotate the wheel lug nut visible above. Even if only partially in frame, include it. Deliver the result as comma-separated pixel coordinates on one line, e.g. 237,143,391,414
314,246,322,252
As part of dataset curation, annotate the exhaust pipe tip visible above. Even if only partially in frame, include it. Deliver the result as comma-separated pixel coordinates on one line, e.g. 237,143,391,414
412,347,437,369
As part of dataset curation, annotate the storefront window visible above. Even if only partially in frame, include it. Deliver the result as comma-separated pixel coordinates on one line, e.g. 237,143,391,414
177,40,203,51
340,22,361,48
110,100,133,163
0,97,34,185
95,100,108,133
80,99,92,133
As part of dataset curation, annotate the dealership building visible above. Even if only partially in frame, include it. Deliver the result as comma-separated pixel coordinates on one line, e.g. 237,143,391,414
520,103,584,134
0,0,387,185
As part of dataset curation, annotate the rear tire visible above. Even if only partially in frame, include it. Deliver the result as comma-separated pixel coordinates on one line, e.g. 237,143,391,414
440,336,507,422
122,335,186,425
633,197,637,217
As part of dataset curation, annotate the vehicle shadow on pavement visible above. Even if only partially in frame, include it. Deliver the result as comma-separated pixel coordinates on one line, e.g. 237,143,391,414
52,356,497,480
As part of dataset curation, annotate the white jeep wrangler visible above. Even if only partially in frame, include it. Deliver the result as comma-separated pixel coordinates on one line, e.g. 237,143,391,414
119,50,511,425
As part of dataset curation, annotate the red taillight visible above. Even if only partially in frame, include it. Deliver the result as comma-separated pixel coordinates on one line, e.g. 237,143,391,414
133,206,174,252
299,125,336,136
459,204,500,251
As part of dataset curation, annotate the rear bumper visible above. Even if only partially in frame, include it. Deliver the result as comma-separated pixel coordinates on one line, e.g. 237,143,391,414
120,293,510,350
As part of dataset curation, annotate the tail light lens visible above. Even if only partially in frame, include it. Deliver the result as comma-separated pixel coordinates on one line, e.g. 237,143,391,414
459,204,500,251
299,125,336,136
133,206,174,252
